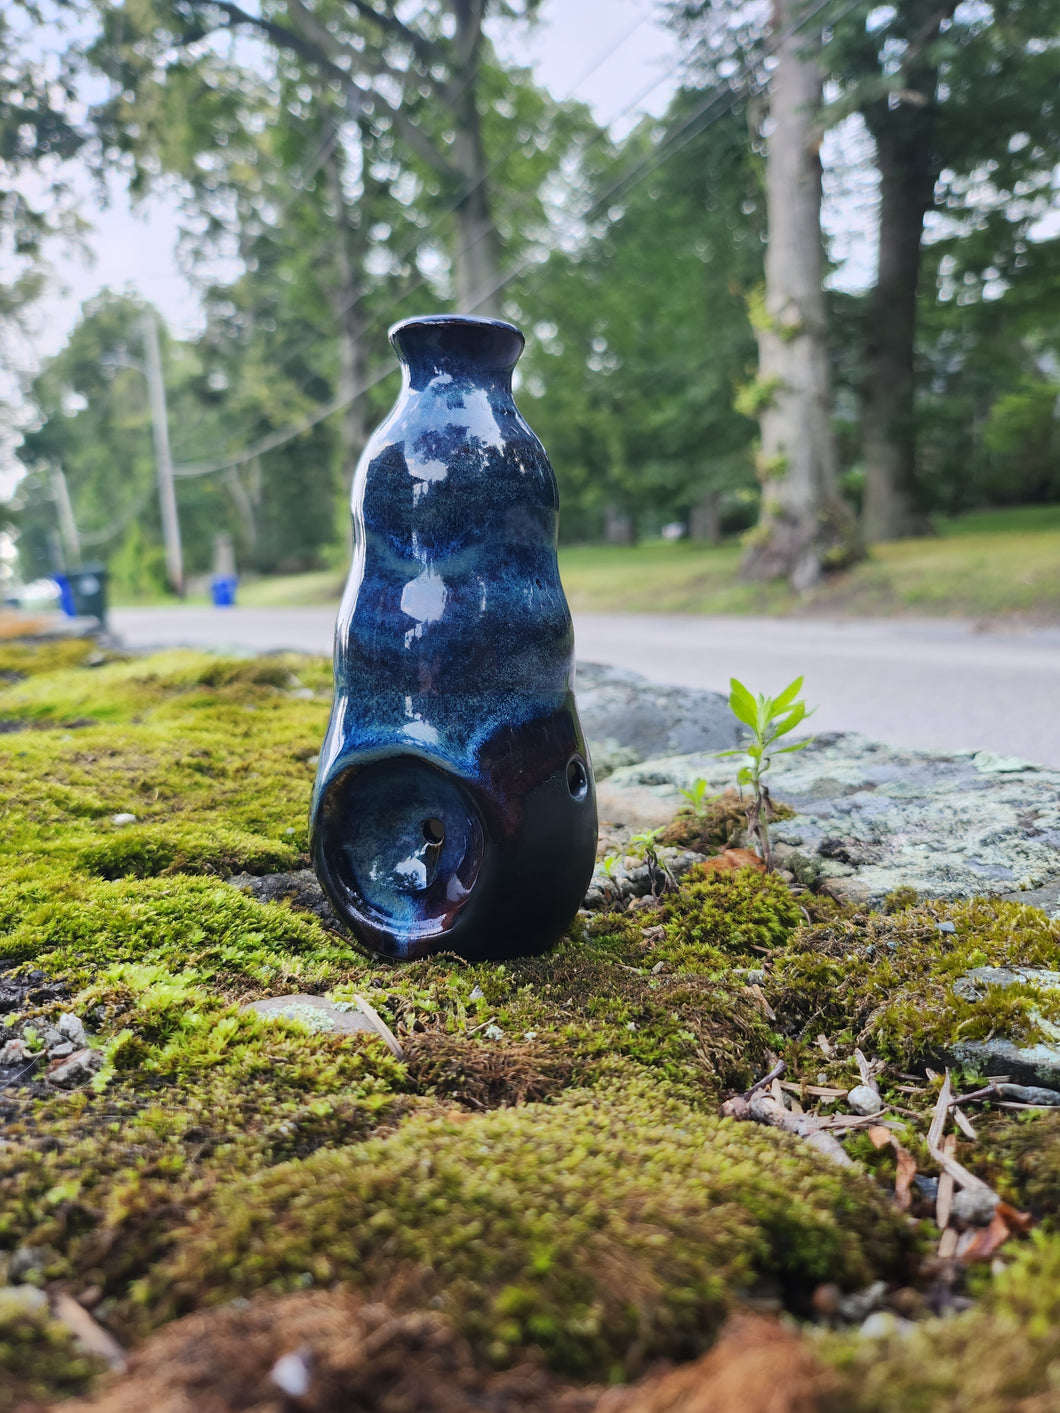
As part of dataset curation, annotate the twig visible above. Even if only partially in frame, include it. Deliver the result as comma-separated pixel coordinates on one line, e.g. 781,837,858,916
854,1047,880,1094
741,1059,786,1101
936,1134,956,1231
51,1293,127,1373
352,993,405,1060
927,1071,996,1198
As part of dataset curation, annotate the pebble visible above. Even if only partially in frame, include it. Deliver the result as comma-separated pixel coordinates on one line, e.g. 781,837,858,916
484,1024,504,1040
0,1038,33,1065
111,813,137,827
860,1310,914,1339
469,985,484,1001
997,1083,1060,1105
951,1188,999,1228
847,1084,884,1116
243,995,374,1036
46,1048,104,1088
270,1350,312,1397
57,1014,87,1046
0,1285,48,1311
838,1280,888,1323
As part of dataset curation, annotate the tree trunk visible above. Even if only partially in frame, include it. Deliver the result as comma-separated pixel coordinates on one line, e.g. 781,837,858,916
740,0,860,588
860,39,945,542
603,504,635,545
324,149,370,486
450,0,502,315
690,488,721,543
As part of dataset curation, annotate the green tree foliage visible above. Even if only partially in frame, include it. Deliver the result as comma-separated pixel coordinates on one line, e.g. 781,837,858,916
1,1,86,379
516,91,763,542
12,291,279,592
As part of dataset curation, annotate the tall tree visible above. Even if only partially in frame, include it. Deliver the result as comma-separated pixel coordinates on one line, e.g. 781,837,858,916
518,90,763,543
739,0,859,586
826,0,1060,540
672,0,861,585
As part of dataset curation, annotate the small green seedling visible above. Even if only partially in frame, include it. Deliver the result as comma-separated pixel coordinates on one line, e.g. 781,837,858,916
717,675,814,870
629,826,675,898
678,778,718,818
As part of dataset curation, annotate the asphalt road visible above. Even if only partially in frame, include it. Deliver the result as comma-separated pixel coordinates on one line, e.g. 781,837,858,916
107,605,1060,769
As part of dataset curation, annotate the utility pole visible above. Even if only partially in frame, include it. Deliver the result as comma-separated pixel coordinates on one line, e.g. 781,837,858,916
141,310,184,597
50,466,81,568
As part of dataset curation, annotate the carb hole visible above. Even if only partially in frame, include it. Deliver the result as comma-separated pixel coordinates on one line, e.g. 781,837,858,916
422,817,446,845
566,757,588,801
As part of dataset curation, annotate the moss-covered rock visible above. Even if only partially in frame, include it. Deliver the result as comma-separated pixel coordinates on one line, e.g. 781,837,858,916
768,896,1060,1071
0,1288,104,1410
821,1232,1060,1412
152,1077,913,1378
0,640,1056,1407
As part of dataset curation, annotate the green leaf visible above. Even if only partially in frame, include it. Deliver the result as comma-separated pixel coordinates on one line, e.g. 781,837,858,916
729,678,759,731
775,738,814,755
771,676,804,714
770,702,806,739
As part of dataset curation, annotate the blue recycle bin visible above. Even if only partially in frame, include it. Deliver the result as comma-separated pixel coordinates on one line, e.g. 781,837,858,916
211,574,238,607
54,565,107,624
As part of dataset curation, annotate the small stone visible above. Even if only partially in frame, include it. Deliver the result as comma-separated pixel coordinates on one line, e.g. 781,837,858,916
912,1175,938,1203
935,921,956,934
271,1350,311,1397
47,1047,104,1088
0,1285,48,1311
860,1310,913,1339
484,1023,504,1040
838,1280,887,1323
111,812,137,827
469,985,484,1001
996,1083,1060,1105
0,1037,33,1064
8,1246,55,1283
46,1040,75,1060
56,1013,87,1046
847,1084,883,1116
243,994,374,1036
951,1188,999,1228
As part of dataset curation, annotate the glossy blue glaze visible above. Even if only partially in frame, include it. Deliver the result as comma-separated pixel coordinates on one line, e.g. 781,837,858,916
310,315,597,961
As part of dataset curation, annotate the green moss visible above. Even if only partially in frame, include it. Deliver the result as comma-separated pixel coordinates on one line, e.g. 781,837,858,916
0,638,1054,1404
821,1232,1060,1412
152,1077,912,1377
0,636,113,681
958,1111,1060,1226
0,963,409,1306
0,1293,104,1410
769,897,1060,1066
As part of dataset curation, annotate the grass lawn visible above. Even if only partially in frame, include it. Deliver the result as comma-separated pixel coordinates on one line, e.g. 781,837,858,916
560,504,1060,619
111,505,1060,620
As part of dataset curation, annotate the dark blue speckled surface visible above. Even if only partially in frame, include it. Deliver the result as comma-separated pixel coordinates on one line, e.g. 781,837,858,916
310,315,597,961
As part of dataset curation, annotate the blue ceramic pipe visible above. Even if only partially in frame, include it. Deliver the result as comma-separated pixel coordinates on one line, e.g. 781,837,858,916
310,315,597,961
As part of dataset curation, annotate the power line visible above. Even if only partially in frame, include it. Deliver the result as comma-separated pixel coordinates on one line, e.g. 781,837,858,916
166,0,855,481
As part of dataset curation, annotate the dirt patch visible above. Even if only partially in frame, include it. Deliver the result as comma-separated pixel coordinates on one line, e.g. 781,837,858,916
45,1296,832,1413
